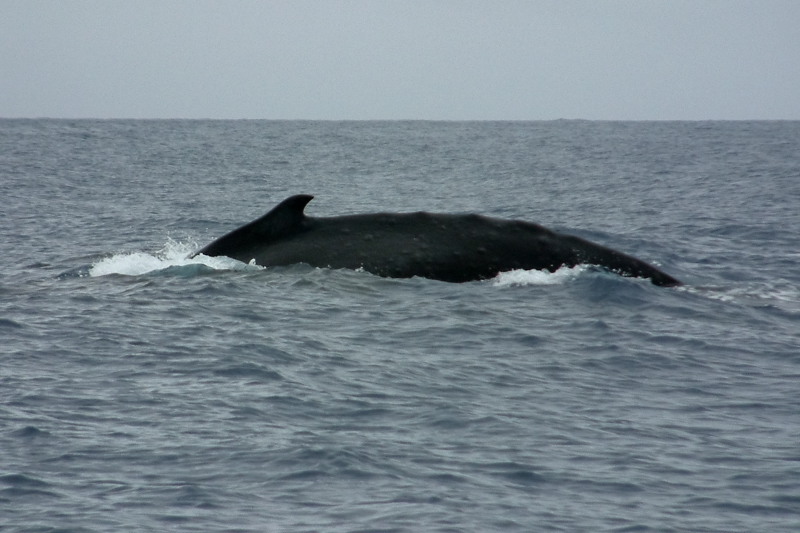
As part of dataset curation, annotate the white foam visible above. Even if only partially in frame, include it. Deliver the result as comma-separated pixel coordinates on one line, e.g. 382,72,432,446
685,281,800,309
492,265,587,287
89,238,257,277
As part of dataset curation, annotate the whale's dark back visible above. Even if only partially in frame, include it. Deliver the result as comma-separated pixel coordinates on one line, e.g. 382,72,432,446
192,195,681,287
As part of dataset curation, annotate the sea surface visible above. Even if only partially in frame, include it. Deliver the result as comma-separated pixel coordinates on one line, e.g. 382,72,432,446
1,119,799,532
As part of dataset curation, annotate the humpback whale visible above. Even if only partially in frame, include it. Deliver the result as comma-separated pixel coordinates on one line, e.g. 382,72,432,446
191,195,681,287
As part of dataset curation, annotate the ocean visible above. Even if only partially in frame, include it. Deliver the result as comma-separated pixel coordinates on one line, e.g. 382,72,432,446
1,119,798,532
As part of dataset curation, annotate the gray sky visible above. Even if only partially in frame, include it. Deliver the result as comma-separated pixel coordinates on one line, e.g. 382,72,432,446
2,0,798,120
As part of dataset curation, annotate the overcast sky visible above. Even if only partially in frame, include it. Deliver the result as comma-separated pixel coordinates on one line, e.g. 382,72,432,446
2,1,798,120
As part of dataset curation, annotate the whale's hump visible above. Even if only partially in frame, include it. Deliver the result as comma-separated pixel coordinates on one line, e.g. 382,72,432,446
191,194,681,286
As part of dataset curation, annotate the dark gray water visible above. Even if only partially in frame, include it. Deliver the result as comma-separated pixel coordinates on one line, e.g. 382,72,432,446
2,120,799,532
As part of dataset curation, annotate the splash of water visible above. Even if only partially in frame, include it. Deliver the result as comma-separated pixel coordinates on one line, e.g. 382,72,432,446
492,265,587,287
89,238,258,277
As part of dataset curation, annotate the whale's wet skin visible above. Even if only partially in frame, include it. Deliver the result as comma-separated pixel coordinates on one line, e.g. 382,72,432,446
191,195,681,286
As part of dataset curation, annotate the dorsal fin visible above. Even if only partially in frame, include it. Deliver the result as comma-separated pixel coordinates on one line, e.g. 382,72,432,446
249,194,314,237
190,194,314,258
